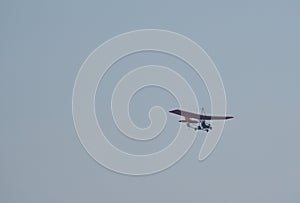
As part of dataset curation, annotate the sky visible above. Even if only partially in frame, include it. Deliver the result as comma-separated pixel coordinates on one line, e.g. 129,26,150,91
1,0,300,202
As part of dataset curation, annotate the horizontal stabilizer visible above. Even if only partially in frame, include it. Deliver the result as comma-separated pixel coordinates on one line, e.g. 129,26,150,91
179,119,198,123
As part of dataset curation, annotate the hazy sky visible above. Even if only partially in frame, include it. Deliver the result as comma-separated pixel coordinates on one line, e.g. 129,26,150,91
1,1,300,202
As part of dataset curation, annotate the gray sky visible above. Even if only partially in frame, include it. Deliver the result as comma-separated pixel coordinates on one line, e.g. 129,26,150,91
1,0,300,202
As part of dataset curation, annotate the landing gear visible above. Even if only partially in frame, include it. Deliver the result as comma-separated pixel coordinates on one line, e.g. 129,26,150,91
192,124,211,132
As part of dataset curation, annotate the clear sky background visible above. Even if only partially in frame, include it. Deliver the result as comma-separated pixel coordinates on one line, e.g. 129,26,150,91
1,0,300,202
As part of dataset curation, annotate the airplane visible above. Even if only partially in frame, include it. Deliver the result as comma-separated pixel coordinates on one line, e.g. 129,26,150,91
169,108,233,132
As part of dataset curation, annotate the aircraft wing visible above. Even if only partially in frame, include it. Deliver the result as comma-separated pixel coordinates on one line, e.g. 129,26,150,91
169,109,234,120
